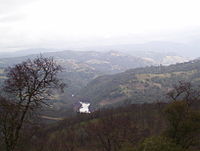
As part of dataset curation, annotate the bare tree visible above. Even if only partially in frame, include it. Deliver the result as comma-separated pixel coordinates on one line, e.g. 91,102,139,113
167,81,200,106
0,56,65,151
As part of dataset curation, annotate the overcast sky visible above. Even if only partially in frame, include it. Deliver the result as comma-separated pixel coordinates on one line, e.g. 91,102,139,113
1,0,200,52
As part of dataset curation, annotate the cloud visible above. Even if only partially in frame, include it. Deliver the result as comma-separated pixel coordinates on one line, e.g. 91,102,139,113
0,14,26,23
0,0,200,52
0,0,35,13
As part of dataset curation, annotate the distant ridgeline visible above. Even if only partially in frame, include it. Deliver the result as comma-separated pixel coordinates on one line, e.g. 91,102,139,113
78,59,200,109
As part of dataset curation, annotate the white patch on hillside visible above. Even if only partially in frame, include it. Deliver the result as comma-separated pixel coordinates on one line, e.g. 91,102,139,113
79,102,91,113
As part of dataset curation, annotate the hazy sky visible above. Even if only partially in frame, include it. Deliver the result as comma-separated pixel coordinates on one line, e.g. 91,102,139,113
1,0,200,52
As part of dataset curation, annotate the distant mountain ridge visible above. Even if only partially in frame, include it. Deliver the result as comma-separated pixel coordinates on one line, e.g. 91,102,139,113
83,41,198,58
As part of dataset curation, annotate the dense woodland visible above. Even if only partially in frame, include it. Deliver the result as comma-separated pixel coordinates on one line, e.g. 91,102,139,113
1,93,200,151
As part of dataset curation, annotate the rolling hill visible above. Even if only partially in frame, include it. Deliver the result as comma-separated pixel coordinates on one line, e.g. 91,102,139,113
78,59,200,108
0,50,154,93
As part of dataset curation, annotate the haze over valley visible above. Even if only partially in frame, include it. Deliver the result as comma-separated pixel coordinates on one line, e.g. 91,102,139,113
1,0,200,151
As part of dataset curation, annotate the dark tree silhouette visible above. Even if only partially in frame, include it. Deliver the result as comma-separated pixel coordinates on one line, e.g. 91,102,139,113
0,56,65,151
167,81,200,106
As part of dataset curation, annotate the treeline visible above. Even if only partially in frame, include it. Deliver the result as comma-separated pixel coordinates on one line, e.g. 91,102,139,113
17,102,200,151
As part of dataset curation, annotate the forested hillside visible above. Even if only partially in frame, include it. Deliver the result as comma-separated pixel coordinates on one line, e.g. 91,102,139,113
79,59,200,108
10,94,200,151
